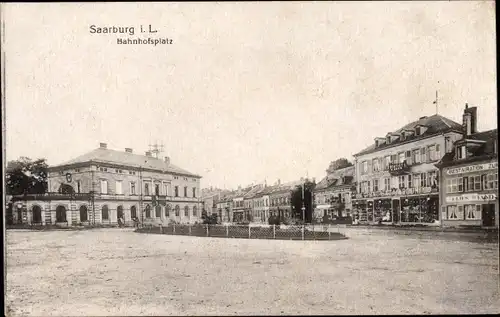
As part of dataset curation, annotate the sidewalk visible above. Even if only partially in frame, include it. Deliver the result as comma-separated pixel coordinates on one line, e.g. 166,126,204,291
345,224,498,233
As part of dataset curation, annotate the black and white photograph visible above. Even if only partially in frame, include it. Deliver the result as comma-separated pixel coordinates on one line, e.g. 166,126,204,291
2,2,499,315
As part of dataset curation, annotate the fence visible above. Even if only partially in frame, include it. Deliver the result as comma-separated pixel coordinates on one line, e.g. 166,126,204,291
135,223,347,241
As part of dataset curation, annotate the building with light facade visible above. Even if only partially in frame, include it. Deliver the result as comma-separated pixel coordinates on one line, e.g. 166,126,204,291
436,105,498,228
10,143,202,226
352,114,464,225
313,165,355,222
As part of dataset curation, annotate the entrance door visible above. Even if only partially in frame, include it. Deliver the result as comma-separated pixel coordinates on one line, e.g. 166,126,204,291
482,204,496,227
392,199,400,223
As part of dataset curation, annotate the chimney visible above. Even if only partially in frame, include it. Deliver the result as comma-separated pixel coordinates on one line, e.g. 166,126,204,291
125,148,133,153
277,179,281,185
145,151,152,157
164,156,170,164
462,103,477,136
99,142,107,149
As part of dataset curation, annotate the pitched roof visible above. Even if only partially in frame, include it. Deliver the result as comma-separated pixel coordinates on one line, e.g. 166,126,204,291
355,114,463,157
315,166,355,191
52,147,200,177
437,129,498,167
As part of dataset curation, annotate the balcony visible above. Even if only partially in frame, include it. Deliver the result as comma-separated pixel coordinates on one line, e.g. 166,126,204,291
388,161,410,175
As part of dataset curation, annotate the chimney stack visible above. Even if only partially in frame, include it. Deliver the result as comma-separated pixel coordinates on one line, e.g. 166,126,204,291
164,156,170,164
99,142,107,149
462,103,477,136
145,151,152,157
125,148,133,153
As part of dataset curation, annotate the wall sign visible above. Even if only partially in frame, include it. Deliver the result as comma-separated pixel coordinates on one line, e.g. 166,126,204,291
446,162,498,176
446,193,497,203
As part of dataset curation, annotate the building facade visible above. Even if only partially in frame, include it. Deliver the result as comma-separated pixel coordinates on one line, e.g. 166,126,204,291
11,143,203,226
352,114,464,225
436,105,498,228
313,165,355,222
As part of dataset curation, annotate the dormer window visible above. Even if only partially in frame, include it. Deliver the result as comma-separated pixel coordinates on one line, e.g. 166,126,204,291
457,145,467,159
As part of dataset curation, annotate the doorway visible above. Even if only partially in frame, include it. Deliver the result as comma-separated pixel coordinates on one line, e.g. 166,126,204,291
482,204,496,227
392,199,400,223
32,205,42,223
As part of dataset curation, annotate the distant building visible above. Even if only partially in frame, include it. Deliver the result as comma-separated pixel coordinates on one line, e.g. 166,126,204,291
10,143,202,226
352,113,464,225
313,165,355,222
436,104,498,228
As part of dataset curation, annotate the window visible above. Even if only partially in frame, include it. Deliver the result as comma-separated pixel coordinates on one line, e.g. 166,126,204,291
131,206,137,219
193,206,197,217
102,205,109,220
130,182,136,195
465,205,481,220
367,181,371,193
144,183,150,196
457,145,467,159
427,145,437,161
421,147,427,163
428,171,437,188
384,156,391,170
175,205,180,216
145,205,151,218
390,154,397,163
407,174,412,188
165,205,171,217
384,178,390,191
398,175,405,189
155,205,161,217
373,179,379,192
372,158,380,172
164,184,169,196
435,144,441,160
184,186,188,197
155,184,160,196
391,176,398,189
184,206,189,217
447,205,458,220
398,152,405,163
486,173,498,189
413,174,420,188
405,151,412,164
361,161,368,174
77,180,81,193
412,149,421,164
174,186,179,197
100,180,108,194
192,187,196,198
116,181,123,195
446,177,462,193
420,173,428,188
473,175,481,191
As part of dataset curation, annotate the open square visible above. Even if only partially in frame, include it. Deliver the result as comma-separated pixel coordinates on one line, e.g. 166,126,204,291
5,229,499,315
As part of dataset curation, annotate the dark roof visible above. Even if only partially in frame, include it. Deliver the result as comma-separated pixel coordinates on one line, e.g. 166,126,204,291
436,129,498,167
355,114,463,157
51,147,200,177
314,166,355,191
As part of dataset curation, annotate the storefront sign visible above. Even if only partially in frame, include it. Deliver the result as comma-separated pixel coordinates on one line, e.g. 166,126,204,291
355,187,435,199
446,193,497,203
446,162,498,176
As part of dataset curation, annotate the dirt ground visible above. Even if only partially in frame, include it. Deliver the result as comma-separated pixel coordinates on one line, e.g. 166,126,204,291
5,228,500,316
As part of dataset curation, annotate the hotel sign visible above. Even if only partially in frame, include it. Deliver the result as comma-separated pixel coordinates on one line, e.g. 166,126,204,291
446,193,497,203
447,162,498,176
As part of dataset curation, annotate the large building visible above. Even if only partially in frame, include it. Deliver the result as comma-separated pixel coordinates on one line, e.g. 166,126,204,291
352,114,464,225
10,143,202,226
436,105,498,228
313,165,355,222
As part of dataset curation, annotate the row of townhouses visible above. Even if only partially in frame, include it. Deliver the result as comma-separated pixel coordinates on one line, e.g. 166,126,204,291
7,104,498,228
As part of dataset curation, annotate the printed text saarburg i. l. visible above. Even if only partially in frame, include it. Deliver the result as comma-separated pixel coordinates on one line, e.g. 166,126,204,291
89,24,159,36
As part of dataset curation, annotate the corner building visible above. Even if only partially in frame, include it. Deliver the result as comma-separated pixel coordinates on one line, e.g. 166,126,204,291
352,114,464,225
11,143,202,226
436,105,498,228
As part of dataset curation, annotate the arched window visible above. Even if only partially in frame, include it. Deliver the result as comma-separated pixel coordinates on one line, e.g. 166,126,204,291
102,205,109,220
145,205,151,218
192,206,197,217
80,205,88,222
175,205,180,216
165,204,171,217
184,205,190,217
56,205,67,222
155,205,161,218
130,206,137,219
32,205,42,223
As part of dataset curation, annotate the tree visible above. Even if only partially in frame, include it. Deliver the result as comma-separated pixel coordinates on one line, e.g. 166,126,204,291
291,180,316,223
328,158,353,172
6,157,48,195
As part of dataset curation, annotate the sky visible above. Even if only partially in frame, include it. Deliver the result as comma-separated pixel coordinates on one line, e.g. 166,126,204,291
2,2,497,190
